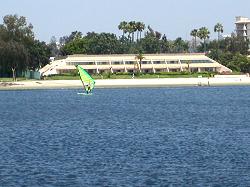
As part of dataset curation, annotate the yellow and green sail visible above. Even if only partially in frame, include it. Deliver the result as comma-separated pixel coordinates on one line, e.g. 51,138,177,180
76,65,95,93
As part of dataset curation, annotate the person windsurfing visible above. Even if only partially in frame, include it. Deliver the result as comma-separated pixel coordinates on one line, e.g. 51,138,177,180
76,65,95,94
86,84,91,94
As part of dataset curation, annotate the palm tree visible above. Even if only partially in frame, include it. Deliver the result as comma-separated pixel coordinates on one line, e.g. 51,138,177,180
125,22,133,43
197,27,210,52
214,23,223,41
214,23,223,58
118,21,127,38
136,22,145,41
135,52,145,72
128,21,137,42
190,29,198,51
133,61,139,73
135,22,141,42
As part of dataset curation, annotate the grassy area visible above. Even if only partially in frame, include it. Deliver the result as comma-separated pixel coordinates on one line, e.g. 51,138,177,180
0,77,28,82
44,75,78,80
44,72,214,80
3,71,243,81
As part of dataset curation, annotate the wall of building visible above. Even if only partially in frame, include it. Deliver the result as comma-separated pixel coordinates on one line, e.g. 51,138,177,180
40,54,232,76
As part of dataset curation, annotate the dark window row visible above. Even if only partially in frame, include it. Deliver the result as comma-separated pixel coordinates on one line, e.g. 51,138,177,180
67,60,213,66
180,60,213,64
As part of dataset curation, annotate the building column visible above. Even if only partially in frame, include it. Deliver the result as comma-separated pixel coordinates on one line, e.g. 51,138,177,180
123,60,127,73
95,61,99,74
109,60,113,73
151,60,155,73
136,60,141,73
165,59,169,72
179,59,183,72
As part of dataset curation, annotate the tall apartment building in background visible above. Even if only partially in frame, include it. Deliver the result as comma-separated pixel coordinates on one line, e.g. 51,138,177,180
235,16,250,40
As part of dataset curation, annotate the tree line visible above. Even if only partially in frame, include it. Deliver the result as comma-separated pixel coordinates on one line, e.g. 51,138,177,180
0,15,51,80
0,14,250,80
55,24,190,56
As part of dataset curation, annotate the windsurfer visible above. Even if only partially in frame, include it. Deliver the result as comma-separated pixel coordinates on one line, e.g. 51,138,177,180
86,84,91,94
76,65,95,94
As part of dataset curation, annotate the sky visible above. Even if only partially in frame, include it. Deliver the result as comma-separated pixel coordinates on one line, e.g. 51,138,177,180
1,0,250,43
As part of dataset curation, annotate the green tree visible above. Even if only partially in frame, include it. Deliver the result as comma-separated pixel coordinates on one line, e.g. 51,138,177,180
86,32,121,54
130,21,137,42
160,34,171,53
214,23,223,41
197,27,210,52
135,22,141,42
173,37,189,53
190,29,198,51
62,37,88,55
135,52,145,71
147,25,155,37
140,35,161,53
125,21,137,43
0,14,51,79
1,40,28,81
136,22,145,41
27,40,51,70
227,53,249,72
213,23,224,58
124,22,132,42
48,36,60,57
2,14,34,42
118,21,127,38
0,14,34,80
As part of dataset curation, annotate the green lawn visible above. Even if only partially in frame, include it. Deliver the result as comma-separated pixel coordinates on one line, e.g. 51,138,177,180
43,75,78,80
44,72,214,80
0,77,28,82
2,71,239,81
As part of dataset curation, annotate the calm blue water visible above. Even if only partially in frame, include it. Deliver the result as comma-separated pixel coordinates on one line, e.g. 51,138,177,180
0,86,250,186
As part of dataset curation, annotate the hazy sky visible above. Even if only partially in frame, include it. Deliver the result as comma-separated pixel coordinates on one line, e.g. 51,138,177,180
1,0,250,43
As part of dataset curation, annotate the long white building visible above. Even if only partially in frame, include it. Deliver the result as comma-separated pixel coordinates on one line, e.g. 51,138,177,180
39,53,232,76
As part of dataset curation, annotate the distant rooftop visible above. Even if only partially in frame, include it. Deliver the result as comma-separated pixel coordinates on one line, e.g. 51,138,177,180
235,16,250,23
69,53,206,58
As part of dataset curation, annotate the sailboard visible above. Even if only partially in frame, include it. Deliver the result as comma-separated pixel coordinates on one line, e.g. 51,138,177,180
76,65,95,95
77,92,93,95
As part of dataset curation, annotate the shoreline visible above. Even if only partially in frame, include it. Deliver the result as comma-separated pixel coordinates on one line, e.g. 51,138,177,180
1,77,250,90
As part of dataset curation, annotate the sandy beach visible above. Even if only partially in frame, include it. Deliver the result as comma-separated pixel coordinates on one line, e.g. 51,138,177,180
1,77,250,90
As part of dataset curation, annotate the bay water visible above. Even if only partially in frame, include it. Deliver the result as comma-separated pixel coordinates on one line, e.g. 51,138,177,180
0,86,250,186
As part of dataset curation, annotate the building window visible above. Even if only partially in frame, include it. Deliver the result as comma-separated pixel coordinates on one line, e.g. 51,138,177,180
67,61,95,65
142,69,153,73
142,61,151,64
155,69,164,72
190,68,198,72
111,61,123,65
204,67,214,72
125,61,134,64
180,60,213,64
167,61,178,64
169,68,179,72
87,69,96,74
97,61,109,65
153,61,165,64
